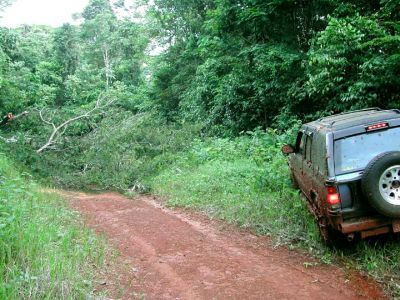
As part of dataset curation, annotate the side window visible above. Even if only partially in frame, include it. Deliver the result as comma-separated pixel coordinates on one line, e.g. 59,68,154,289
317,135,328,174
312,138,319,166
311,133,328,174
296,132,305,154
305,135,312,161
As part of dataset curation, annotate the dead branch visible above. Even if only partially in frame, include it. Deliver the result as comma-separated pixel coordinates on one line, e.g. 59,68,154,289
0,135,17,143
13,111,29,120
36,94,116,154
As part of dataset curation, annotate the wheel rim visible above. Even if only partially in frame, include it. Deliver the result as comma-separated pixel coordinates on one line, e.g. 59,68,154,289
379,165,400,205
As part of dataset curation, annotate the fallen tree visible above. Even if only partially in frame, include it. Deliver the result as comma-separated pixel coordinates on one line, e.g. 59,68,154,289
36,94,116,154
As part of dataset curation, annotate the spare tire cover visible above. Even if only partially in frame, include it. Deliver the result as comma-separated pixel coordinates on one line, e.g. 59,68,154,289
362,151,400,218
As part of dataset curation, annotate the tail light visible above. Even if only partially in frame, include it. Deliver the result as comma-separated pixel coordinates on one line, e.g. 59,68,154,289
326,186,341,206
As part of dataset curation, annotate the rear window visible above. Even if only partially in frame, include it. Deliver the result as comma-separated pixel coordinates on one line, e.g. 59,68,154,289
334,127,400,175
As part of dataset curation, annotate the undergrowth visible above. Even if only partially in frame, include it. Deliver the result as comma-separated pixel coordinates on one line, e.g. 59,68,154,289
148,131,320,247
0,151,105,299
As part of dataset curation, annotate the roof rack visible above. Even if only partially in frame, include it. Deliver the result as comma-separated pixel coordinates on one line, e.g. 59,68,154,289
318,108,381,122
391,109,400,114
317,108,385,127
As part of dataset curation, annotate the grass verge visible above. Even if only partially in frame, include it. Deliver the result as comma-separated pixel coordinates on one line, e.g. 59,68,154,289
0,152,105,299
149,138,319,246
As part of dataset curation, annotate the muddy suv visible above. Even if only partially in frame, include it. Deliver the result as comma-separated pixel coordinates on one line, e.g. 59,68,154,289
282,108,400,242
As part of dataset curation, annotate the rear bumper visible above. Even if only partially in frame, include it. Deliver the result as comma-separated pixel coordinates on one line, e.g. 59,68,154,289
339,216,400,238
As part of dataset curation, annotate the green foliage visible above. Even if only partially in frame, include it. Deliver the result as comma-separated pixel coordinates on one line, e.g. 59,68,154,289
0,26,57,115
70,113,201,190
294,14,400,115
7,111,202,191
148,0,400,130
147,0,334,130
1,0,399,132
0,1,148,116
180,43,302,133
150,130,318,244
81,0,113,21
0,152,105,299
53,24,80,86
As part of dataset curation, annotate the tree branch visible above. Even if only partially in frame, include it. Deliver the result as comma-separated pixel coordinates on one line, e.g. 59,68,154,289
36,108,56,129
36,94,116,154
0,135,17,143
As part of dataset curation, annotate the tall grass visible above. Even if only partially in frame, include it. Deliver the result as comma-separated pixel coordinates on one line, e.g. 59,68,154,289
0,152,105,299
148,132,320,246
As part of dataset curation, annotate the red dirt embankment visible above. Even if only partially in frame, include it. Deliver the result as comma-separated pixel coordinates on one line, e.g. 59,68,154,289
65,191,386,300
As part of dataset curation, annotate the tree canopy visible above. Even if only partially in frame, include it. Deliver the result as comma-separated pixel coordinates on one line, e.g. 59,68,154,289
0,0,399,138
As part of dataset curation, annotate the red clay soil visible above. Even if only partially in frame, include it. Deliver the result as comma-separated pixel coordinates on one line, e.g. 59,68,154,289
65,191,387,300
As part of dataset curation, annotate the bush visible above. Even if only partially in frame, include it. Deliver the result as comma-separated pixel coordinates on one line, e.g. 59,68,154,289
149,130,320,245
6,111,202,191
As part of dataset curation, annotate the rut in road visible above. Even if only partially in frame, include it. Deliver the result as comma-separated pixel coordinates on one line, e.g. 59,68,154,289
65,191,386,300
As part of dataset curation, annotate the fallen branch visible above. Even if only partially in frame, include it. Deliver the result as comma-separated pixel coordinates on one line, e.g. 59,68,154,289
13,110,29,120
36,94,116,154
0,135,17,143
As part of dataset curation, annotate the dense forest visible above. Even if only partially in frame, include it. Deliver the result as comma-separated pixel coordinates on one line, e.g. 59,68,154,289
1,0,399,135
0,0,398,184
1,0,400,298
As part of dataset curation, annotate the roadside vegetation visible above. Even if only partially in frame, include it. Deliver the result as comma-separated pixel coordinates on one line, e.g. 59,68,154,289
0,149,105,299
1,0,400,297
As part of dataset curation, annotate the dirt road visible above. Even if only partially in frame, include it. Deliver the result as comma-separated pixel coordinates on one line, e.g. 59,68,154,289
66,191,386,300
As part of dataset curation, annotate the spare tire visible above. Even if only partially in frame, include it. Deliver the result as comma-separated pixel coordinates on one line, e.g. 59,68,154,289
362,151,400,218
